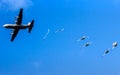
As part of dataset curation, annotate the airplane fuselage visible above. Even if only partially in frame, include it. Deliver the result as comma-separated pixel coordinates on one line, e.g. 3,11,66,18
3,24,29,29
3,8,34,41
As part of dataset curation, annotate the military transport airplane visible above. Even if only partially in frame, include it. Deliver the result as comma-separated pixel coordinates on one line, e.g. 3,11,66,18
3,8,34,41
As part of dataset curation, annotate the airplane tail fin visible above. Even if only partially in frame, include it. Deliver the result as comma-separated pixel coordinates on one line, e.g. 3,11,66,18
28,20,34,33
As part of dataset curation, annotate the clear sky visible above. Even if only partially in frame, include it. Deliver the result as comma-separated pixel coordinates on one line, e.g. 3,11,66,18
0,0,120,75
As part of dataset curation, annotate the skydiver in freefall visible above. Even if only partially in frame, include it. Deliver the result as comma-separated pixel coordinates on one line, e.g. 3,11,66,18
112,41,118,49
77,36,87,42
83,42,92,47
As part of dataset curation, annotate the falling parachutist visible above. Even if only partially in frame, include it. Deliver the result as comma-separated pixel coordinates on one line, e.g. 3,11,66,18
55,28,64,33
102,49,110,56
77,36,87,42
112,41,118,49
43,29,50,40
81,36,86,40
83,42,92,47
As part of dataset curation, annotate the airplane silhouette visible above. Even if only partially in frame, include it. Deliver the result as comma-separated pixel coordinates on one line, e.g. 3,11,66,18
3,8,34,41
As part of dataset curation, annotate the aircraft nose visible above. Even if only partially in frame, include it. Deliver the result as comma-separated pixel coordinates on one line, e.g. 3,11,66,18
3,24,9,28
3,25,7,28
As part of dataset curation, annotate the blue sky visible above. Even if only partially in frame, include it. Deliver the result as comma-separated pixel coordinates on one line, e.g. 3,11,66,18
1,0,120,75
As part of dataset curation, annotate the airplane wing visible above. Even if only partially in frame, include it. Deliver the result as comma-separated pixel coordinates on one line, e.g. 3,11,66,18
15,8,23,25
11,29,19,41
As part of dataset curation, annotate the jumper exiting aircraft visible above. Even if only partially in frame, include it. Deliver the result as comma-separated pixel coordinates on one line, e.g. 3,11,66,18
3,8,34,41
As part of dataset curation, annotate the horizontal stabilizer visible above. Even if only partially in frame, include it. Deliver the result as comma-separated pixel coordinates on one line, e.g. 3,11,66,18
28,20,34,33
